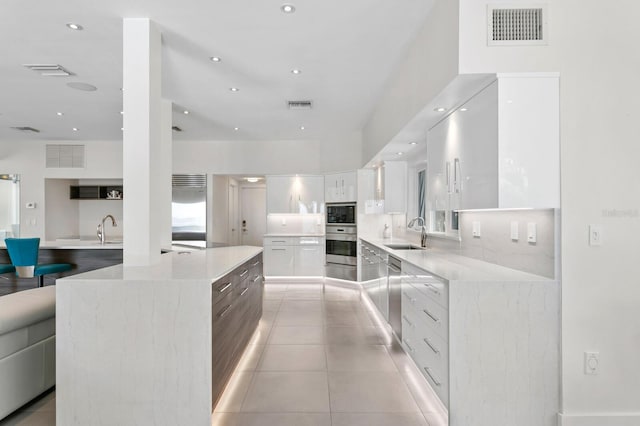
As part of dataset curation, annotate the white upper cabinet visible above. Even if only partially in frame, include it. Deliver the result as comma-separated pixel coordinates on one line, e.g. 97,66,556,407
360,162,407,214
325,171,357,203
266,175,324,214
426,74,559,232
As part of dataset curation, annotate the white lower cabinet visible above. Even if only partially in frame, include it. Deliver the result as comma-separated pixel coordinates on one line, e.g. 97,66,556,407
263,237,324,277
401,262,449,408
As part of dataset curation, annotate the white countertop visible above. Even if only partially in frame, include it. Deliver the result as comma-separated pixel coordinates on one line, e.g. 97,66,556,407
263,233,325,237
360,236,553,283
0,239,124,250
58,245,263,282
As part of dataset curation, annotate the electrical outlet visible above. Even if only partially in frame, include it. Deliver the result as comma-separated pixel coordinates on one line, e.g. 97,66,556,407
589,225,602,246
510,221,519,241
472,221,481,238
527,222,537,243
584,351,599,375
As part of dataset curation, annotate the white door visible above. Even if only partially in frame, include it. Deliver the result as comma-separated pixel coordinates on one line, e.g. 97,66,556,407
241,186,266,246
228,181,240,245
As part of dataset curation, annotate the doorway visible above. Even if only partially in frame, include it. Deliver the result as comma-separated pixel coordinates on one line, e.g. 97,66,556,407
240,186,266,246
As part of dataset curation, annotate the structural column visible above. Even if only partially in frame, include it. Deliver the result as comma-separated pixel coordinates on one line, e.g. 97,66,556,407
122,18,166,265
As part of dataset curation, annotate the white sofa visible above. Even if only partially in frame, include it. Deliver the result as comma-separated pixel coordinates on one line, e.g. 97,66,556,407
0,286,56,420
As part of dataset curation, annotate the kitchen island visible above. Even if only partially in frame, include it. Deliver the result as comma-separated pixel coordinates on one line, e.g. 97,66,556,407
56,246,263,426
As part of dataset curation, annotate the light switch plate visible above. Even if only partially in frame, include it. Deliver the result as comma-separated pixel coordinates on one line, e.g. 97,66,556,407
589,224,602,246
472,221,481,238
510,221,519,241
584,351,599,375
527,222,537,243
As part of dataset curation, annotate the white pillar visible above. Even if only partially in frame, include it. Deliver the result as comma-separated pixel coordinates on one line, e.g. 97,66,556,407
122,18,163,266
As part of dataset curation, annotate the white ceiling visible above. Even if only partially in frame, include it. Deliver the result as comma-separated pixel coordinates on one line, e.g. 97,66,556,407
0,0,436,142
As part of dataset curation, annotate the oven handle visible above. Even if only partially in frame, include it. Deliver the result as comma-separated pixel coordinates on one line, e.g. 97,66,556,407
326,234,357,241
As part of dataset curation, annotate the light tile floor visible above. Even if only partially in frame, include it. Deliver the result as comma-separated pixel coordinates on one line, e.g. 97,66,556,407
0,283,447,426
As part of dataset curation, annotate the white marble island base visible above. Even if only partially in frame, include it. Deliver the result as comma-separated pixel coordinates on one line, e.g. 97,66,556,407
56,246,263,426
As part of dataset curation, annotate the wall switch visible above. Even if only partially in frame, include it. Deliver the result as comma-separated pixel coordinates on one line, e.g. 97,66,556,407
25,202,36,209
281,218,287,226
472,221,481,237
527,222,537,243
584,351,599,375
510,221,519,241
589,224,602,246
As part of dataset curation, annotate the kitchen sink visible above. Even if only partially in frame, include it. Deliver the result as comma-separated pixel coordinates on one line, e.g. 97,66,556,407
383,243,425,250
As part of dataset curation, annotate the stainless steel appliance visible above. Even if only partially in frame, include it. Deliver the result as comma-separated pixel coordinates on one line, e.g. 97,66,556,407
172,174,207,243
325,225,357,281
387,255,402,340
326,203,356,225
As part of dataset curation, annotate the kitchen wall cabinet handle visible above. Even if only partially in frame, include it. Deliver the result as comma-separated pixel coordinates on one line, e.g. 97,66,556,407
446,161,451,194
218,282,232,293
218,304,232,318
402,315,414,328
388,263,401,273
454,157,462,193
240,287,249,296
424,367,442,386
240,269,249,277
423,337,440,355
271,240,286,243
423,308,440,324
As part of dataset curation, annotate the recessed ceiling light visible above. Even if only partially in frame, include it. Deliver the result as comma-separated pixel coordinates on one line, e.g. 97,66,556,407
300,126,305,130
183,110,189,115
66,23,83,31
246,177,260,183
210,56,222,62
234,127,239,131
56,112,64,116
397,152,404,156
434,107,446,112
460,108,468,112
291,69,301,75
121,127,124,131
120,111,124,115
72,127,78,132
281,4,296,13
409,142,417,145
229,87,239,92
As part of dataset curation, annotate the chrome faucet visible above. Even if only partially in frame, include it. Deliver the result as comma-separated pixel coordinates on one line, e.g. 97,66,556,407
97,214,118,244
408,217,427,248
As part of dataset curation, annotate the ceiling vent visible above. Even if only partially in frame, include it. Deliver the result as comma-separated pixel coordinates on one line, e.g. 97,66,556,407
11,126,40,133
488,4,548,46
172,126,183,132
23,64,74,77
172,174,206,188
287,100,313,110
46,144,85,168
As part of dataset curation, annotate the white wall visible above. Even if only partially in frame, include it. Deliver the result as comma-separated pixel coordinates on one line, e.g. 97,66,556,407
208,175,229,246
556,0,640,422
362,0,460,163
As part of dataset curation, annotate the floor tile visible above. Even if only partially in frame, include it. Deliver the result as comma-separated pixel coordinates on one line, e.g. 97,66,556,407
279,300,323,312
326,345,397,372
258,345,326,371
214,372,254,412
234,344,265,372
324,311,361,326
241,372,330,412
328,372,420,413
331,412,428,426
275,310,324,326
216,413,331,426
324,326,389,345
268,326,324,345
0,409,56,426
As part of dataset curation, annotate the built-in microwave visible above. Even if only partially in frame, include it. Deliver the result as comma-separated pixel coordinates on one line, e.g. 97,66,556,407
326,203,356,225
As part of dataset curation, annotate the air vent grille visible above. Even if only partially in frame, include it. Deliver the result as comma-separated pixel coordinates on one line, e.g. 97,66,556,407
23,64,74,76
488,5,547,46
172,174,206,188
287,100,313,110
11,126,40,133
46,144,85,168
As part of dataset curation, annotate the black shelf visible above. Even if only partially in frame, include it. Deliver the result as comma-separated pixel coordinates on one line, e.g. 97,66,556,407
70,185,123,200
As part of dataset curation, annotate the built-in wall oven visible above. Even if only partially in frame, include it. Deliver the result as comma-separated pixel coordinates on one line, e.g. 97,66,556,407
325,225,357,281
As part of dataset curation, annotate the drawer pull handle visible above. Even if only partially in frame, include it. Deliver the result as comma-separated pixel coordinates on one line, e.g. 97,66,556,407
272,240,286,243
424,367,442,386
218,304,232,318
405,340,415,353
252,261,261,266
423,283,441,295
240,269,249,277
423,338,440,355
423,309,440,324
272,248,287,251
219,282,232,293
240,287,249,296
252,275,261,282
402,291,416,304
402,315,414,328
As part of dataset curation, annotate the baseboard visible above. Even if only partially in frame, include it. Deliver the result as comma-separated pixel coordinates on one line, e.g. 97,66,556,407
323,277,362,290
558,413,640,426
264,276,324,284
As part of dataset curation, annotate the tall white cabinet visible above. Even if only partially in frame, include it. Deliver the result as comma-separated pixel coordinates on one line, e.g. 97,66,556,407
266,175,324,214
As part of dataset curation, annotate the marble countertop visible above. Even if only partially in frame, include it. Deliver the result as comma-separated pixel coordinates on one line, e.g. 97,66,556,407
0,240,124,250
58,245,263,282
360,236,553,283
263,233,325,237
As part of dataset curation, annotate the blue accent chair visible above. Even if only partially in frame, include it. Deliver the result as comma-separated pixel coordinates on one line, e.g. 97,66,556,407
5,238,72,287
0,264,15,274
